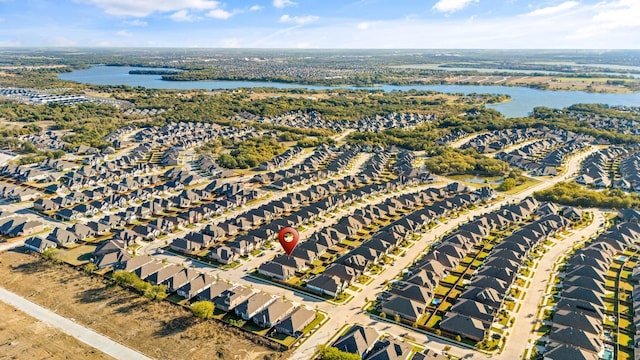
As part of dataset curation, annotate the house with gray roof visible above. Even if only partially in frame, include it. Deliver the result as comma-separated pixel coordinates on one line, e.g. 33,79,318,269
332,325,379,359
252,298,295,328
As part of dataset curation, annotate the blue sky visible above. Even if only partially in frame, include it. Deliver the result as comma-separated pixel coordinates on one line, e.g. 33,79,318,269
0,0,638,48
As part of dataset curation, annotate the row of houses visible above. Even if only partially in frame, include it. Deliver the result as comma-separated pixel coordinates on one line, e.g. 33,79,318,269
103,125,137,143
494,132,593,176
381,197,538,325
207,174,400,264
564,109,640,135
258,146,303,171
393,151,434,183
618,153,640,192
305,184,492,298
436,129,468,146
115,255,317,338
495,138,560,175
441,210,571,342
255,180,432,283
237,110,435,133
460,128,547,154
133,122,254,154
539,138,592,167
0,181,42,202
60,162,158,191
18,131,68,151
269,145,361,191
542,221,640,359
252,144,334,184
196,155,234,179
576,147,629,189
0,164,56,183
0,212,45,238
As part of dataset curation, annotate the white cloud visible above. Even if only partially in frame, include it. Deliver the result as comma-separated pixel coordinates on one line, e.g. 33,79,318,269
357,22,374,30
124,19,147,26
432,0,478,13
279,14,318,25
592,0,640,29
207,8,233,19
569,0,640,38
527,1,579,16
170,9,194,22
250,5,263,11
77,0,222,17
273,0,296,9
116,29,132,36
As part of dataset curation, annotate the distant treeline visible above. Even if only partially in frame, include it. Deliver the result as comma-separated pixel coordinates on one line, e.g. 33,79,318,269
129,69,179,75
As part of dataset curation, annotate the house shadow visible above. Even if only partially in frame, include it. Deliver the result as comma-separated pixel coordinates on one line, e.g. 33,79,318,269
153,315,197,337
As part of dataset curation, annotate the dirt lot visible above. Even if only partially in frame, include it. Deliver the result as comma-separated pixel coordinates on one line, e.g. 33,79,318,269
0,250,287,360
0,301,112,360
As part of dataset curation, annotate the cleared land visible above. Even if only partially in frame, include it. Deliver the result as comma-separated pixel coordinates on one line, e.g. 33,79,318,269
0,249,286,360
0,301,113,360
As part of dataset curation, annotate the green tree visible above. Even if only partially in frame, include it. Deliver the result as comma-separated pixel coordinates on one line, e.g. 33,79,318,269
42,247,61,263
190,301,215,319
498,178,516,191
82,262,98,273
317,346,361,360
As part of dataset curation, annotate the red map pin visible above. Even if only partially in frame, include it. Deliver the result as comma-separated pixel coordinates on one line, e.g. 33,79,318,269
278,227,299,256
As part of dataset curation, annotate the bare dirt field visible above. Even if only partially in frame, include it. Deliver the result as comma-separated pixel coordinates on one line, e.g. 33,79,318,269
0,301,113,360
0,249,287,360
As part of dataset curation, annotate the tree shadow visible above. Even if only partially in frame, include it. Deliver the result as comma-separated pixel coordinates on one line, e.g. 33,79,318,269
115,302,141,314
153,315,197,337
106,294,138,307
9,249,50,274
77,286,112,304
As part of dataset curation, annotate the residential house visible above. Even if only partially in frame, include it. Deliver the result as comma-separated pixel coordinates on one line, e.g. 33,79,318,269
252,298,295,328
274,307,316,338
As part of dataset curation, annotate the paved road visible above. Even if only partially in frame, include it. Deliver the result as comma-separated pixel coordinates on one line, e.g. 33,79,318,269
0,144,602,360
289,145,602,359
496,209,605,360
0,287,153,360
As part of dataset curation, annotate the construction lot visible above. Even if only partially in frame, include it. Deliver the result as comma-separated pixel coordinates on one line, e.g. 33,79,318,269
0,249,285,360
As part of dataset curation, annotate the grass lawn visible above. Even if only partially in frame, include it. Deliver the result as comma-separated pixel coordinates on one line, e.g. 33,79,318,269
242,321,270,336
434,285,451,297
219,261,241,270
502,178,541,195
619,351,632,360
442,274,459,285
60,244,97,266
618,332,633,347
269,332,298,348
222,313,247,327
426,314,442,328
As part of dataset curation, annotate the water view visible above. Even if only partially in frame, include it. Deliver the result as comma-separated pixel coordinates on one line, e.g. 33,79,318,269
60,66,640,118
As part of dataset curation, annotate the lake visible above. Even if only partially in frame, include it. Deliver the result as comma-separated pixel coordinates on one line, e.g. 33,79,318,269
60,66,640,118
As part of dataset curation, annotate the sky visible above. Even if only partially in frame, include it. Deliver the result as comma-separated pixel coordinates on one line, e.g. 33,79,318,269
0,0,638,48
